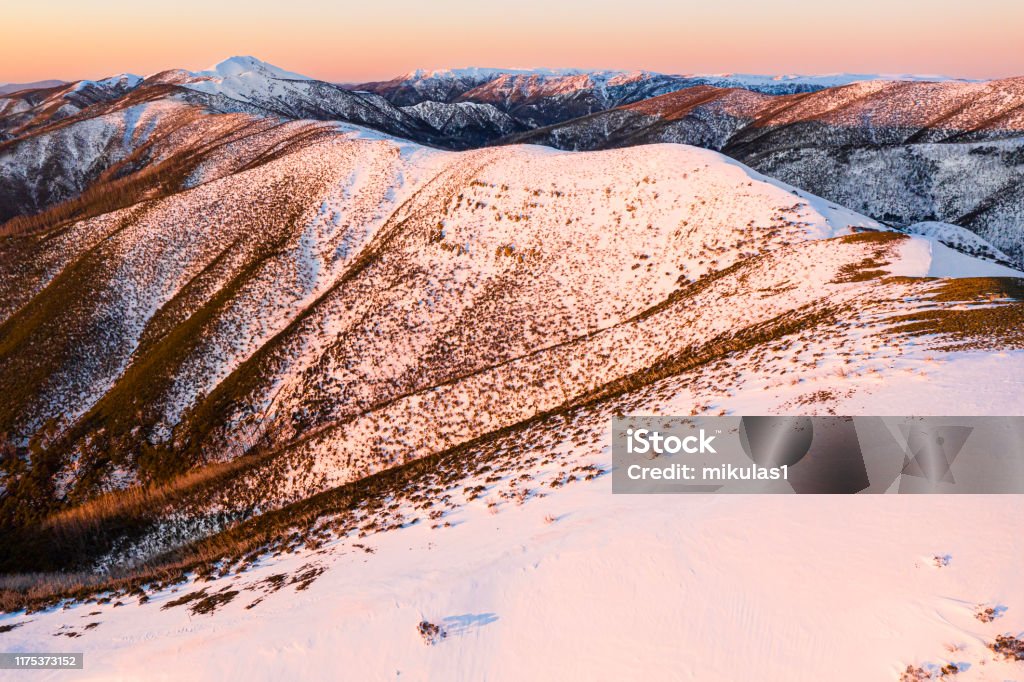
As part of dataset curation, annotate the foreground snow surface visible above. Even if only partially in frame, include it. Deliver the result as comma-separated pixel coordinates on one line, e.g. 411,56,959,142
4,483,1022,681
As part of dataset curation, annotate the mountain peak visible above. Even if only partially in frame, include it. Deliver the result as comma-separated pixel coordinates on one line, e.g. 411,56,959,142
202,56,311,81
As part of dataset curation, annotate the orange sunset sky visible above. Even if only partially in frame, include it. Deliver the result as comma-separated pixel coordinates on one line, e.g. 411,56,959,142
3,0,1024,84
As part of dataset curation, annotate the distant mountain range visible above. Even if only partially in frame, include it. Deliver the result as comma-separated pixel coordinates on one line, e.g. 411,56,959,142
352,67,980,103
0,79,66,95
352,67,981,127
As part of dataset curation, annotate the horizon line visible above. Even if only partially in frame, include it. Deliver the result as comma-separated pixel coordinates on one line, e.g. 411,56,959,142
2,55,1010,87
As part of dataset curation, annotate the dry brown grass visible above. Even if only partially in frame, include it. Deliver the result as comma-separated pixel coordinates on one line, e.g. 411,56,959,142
0,396,608,615
831,232,906,283
42,453,260,539
886,278,1024,350
0,154,190,239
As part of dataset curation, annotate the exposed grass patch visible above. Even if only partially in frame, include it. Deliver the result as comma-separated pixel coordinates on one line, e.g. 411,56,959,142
832,231,905,283
189,589,238,615
0,392,600,613
161,589,207,611
989,634,1024,661
886,279,1024,350
0,450,276,574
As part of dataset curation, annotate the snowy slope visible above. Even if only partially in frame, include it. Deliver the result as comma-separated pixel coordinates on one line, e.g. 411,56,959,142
178,56,312,101
70,74,143,92
4,496,1024,681
4,125,1023,549
3,405,1023,681
3,105,1024,681
197,55,311,81
401,100,524,144
904,221,1018,267
508,79,1024,266
0,73,143,142
893,233,1024,278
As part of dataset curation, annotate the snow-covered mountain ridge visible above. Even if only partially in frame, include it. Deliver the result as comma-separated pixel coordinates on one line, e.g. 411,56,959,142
2,121,1022,565
356,67,981,106
509,78,1024,264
